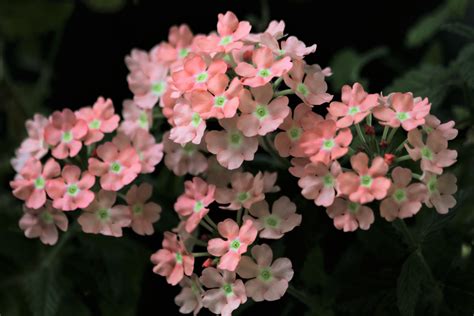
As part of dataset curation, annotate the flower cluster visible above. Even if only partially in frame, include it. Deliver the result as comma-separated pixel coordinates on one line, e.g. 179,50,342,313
10,10,459,316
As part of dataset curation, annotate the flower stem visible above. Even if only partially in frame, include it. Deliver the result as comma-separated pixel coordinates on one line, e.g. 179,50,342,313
199,220,215,233
287,285,313,309
412,173,422,180
237,208,243,226
381,126,389,142
190,237,208,247
273,76,283,89
394,139,408,154
275,88,294,97
387,127,399,144
394,155,411,163
204,215,218,230
192,252,210,258
366,113,372,126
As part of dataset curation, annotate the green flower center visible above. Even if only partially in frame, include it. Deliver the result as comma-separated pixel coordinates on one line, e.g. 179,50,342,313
34,177,45,190
360,175,373,187
322,139,335,151
254,104,269,120
393,188,407,202
222,283,234,296
191,113,202,127
348,202,360,214
138,112,149,129
323,174,334,187
277,49,285,56
97,208,109,221
110,162,122,174
40,211,54,224
132,204,143,214
151,81,166,96
258,68,271,78
62,130,73,143
288,127,302,141
265,215,280,228
214,95,227,107
194,201,204,213
421,147,433,160
230,239,241,251
195,72,208,83
67,184,79,197
229,132,242,147
259,268,273,281
296,83,309,96
427,177,438,193
219,35,233,46
176,252,183,264
237,191,249,202
179,48,189,59
89,119,101,130
348,106,360,115
396,112,410,122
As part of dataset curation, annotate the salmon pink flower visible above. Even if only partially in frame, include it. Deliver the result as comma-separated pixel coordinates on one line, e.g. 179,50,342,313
205,118,259,170
17,114,49,160
246,20,285,43
200,268,247,316
172,55,227,92
261,33,316,60
300,119,353,165
245,196,302,239
115,183,161,235
373,93,431,131
19,201,68,245
10,158,60,209
283,59,332,106
288,157,311,178
237,84,290,136
423,114,458,140
46,165,95,211
274,103,324,157
380,167,427,221
151,232,194,285
237,244,294,302
405,129,457,174
235,46,292,87
337,153,391,204
75,97,120,145
88,142,141,191
163,132,208,176
204,156,237,187
190,74,242,119
175,275,203,315
44,109,88,159
216,171,264,210
118,100,153,138
169,101,206,145
298,161,342,207
78,190,131,237
326,197,374,232
175,177,216,233
208,219,258,271
127,63,169,109
152,24,194,67
262,171,280,193
327,83,378,128
423,172,457,214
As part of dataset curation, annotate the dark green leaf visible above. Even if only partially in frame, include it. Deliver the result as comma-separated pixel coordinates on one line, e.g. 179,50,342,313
83,0,127,13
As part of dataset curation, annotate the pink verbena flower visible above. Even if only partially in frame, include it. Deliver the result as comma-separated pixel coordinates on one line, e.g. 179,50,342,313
326,197,374,232
10,158,60,209
327,82,378,128
300,119,353,165
245,196,301,239
118,100,153,138
373,92,431,131
44,109,87,159
88,141,141,191
298,161,342,207
46,165,95,211
237,84,290,136
169,101,206,145
235,46,292,87
75,97,120,145
17,114,49,160
246,20,285,43
127,63,169,109
78,190,131,237
172,54,227,92
190,74,242,119
423,172,457,214
204,156,238,187
163,132,208,176
283,59,332,106
215,171,264,210
152,24,194,67
117,183,161,235
208,219,258,271
274,103,323,157
175,275,203,315
237,244,294,302
260,33,316,60
380,167,428,221
200,268,247,316
125,48,149,74
150,232,194,285
423,114,458,140
405,129,457,174
205,117,259,170
19,201,68,245
337,153,391,204
175,177,216,233
289,157,311,178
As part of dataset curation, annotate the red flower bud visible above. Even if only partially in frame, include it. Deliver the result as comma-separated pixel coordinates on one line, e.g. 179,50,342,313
384,153,395,165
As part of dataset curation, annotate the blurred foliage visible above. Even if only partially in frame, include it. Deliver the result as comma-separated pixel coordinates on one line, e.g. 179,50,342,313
0,0,474,315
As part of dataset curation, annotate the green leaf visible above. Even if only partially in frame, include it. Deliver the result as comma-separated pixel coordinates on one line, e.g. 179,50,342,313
23,265,63,316
396,251,427,316
441,22,474,41
452,43,474,89
0,0,74,39
83,0,127,13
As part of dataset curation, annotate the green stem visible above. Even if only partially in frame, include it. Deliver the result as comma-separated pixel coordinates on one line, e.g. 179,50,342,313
204,215,218,230
237,208,243,226
355,123,367,146
381,126,389,142
273,76,283,89
275,88,294,97
190,236,208,247
199,220,215,233
394,155,411,163
117,192,128,202
192,252,210,258
366,113,372,126
387,127,398,144
287,285,313,309
412,173,422,180
394,139,408,154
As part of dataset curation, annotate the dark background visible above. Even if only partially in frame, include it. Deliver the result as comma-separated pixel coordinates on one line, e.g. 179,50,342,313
1,0,474,315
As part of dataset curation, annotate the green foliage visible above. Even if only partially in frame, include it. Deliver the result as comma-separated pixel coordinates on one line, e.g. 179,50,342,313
441,22,474,41
83,0,127,13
